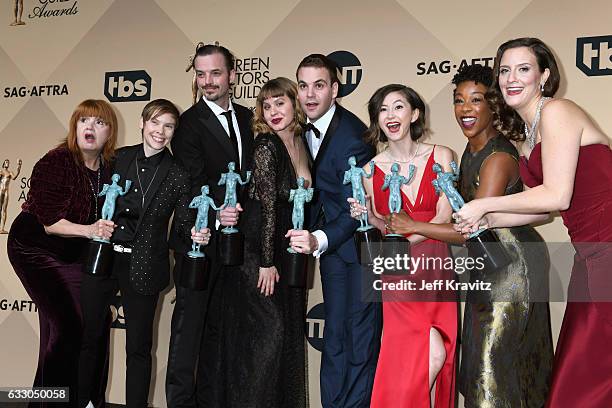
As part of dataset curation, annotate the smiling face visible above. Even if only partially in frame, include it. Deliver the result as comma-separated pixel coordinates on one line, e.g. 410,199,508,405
140,112,176,156
377,91,419,142
453,80,494,140
498,46,549,111
76,116,111,157
262,95,295,134
297,66,338,122
194,52,235,108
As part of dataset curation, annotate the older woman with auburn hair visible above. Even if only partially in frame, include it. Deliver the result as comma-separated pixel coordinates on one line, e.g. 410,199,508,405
215,77,310,407
7,99,117,407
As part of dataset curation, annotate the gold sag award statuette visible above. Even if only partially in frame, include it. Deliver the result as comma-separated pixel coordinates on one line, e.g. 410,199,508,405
9,0,26,26
0,159,22,234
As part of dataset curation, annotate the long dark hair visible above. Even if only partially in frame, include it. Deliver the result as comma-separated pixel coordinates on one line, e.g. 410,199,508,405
489,37,560,141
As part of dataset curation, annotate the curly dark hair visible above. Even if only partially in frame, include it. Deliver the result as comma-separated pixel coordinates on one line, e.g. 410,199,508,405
450,64,518,140
364,84,427,146
451,64,494,88
489,37,561,142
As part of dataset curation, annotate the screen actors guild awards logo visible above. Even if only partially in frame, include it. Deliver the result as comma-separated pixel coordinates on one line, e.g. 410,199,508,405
9,0,26,26
0,159,22,234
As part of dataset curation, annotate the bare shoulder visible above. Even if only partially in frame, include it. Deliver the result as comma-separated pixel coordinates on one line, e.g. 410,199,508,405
372,151,387,163
431,143,454,163
541,98,585,121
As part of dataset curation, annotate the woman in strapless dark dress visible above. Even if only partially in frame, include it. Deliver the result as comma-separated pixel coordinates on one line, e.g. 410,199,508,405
455,38,612,408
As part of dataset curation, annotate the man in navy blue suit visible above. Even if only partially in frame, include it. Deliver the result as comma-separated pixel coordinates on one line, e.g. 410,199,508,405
287,54,381,408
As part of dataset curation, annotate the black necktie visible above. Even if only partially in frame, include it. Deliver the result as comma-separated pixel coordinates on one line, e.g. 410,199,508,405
221,110,240,172
303,122,321,139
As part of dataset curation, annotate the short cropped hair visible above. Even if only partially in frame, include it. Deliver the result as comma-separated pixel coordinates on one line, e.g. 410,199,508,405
295,54,340,86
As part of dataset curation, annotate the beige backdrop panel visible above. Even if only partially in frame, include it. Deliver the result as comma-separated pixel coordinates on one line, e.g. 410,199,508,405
1,0,611,406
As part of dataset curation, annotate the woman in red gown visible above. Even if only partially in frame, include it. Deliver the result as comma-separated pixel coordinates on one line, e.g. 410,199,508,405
455,38,612,407
351,84,459,407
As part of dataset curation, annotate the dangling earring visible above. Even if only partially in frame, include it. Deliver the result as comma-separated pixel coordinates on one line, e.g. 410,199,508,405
540,82,545,92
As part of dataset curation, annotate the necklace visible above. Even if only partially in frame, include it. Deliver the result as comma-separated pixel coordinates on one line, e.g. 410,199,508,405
385,140,420,163
524,97,550,149
86,159,101,219
136,159,160,206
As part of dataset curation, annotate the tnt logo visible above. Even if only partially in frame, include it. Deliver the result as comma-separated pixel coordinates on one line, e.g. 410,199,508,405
576,36,612,76
104,70,151,102
327,51,362,97
110,295,126,329
305,302,325,352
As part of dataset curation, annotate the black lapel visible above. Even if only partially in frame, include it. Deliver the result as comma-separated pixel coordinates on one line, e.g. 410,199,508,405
114,146,139,183
135,149,173,232
196,98,237,164
234,105,252,175
301,131,314,166
314,104,342,170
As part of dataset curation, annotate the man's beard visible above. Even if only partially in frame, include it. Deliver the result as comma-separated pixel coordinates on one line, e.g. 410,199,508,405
202,86,223,102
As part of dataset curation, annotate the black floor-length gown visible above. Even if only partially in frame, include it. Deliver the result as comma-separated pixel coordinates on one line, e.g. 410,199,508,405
215,132,308,407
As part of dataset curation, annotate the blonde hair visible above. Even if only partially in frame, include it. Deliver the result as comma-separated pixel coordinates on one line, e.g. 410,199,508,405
252,77,304,137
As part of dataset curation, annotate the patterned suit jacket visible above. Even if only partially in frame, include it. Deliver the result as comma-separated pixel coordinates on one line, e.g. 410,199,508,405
113,144,194,295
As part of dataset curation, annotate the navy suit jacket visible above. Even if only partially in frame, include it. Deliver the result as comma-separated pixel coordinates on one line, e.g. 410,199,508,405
308,104,374,264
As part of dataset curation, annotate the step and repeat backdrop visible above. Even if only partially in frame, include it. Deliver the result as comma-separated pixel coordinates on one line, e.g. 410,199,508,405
1,0,611,406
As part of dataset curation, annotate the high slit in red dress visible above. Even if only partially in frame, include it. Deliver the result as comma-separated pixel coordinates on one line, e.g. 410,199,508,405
370,146,458,408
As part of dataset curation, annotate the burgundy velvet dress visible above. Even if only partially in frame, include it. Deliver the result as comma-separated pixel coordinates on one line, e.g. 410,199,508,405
7,146,110,408
520,142,612,407
370,146,458,408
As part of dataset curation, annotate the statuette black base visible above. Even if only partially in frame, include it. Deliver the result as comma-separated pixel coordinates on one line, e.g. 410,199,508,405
355,227,382,265
179,253,209,290
381,234,411,275
218,231,244,266
283,250,308,288
466,229,512,272
82,240,113,276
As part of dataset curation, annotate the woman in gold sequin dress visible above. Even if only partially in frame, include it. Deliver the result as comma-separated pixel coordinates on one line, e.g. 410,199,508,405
451,64,553,407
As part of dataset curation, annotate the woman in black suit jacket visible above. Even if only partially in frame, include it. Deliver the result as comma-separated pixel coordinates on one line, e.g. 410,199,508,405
78,99,210,408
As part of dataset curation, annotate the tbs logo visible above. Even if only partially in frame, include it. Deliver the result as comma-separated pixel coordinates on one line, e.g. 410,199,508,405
104,70,151,102
576,36,612,76
305,302,325,352
327,51,362,97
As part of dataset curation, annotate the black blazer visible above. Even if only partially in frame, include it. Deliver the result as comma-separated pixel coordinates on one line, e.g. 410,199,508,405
113,144,193,295
169,98,254,255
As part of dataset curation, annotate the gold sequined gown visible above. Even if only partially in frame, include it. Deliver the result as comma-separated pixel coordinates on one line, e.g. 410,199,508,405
458,135,554,407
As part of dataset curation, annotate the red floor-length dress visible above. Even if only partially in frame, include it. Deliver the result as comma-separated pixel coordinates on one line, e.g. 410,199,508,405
520,142,612,408
371,146,458,408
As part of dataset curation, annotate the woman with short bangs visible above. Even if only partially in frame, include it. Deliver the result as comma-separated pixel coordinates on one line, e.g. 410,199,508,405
216,77,310,407
7,99,116,407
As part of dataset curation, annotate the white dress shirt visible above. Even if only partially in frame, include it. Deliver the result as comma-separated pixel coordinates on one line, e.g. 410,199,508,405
203,97,243,229
305,104,337,257
203,97,243,164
